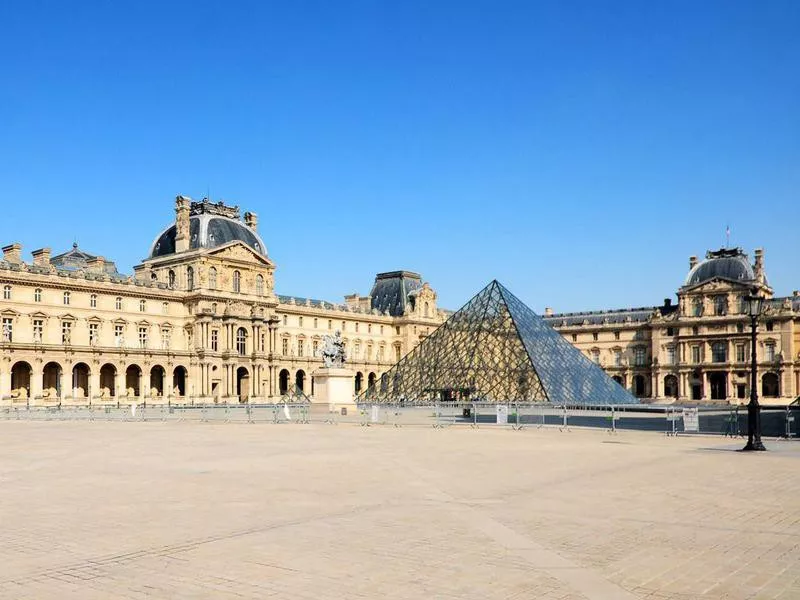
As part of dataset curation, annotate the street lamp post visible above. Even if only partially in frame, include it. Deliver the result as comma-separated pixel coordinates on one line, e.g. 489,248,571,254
743,290,766,451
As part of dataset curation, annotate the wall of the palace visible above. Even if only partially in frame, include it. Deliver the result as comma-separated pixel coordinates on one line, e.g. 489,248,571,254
0,254,445,405
551,288,800,406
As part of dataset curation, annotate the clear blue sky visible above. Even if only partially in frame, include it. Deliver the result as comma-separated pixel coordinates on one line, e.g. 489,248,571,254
1,1,798,313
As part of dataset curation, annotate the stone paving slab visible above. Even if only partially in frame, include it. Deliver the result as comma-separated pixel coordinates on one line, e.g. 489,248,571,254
0,422,798,599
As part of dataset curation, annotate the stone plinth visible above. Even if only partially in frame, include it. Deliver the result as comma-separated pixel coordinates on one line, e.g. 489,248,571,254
312,367,355,408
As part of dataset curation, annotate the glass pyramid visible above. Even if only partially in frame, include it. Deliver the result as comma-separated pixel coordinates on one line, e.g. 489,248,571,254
359,280,637,405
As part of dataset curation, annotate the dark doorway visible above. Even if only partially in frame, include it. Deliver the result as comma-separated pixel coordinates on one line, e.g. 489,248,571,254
709,372,727,400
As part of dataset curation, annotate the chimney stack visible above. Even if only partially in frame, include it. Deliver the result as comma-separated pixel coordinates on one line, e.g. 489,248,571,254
544,307,554,316
175,195,191,253
2,243,22,263
753,248,764,281
86,256,106,272
689,255,698,269
664,298,672,307
244,211,258,231
31,247,51,267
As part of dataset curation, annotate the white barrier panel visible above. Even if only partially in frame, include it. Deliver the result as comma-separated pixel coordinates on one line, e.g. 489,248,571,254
496,404,508,425
682,408,699,432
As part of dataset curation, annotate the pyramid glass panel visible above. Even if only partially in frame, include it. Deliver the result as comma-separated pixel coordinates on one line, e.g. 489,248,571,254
359,280,637,405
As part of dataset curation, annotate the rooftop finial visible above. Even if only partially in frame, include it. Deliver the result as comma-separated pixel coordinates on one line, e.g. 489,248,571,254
72,241,78,249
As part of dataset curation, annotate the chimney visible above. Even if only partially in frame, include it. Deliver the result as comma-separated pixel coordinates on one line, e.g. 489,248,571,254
664,298,672,307
689,255,698,269
544,307,554,316
753,248,764,281
31,247,51,267
2,243,22,263
244,211,258,231
793,290,799,297
175,195,191,253
86,256,106,272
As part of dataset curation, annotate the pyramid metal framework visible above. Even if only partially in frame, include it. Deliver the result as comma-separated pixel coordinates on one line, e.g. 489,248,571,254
359,280,637,405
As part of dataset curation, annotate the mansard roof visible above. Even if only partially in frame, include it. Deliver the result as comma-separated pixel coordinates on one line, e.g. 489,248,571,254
544,303,678,327
368,271,423,317
50,243,120,275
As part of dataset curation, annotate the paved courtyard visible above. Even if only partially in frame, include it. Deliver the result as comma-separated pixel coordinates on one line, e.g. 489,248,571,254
0,421,798,600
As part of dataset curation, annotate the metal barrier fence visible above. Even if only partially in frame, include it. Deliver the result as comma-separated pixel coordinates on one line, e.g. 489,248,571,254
0,402,797,438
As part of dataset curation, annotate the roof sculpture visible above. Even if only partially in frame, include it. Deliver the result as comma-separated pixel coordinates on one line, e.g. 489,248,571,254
359,280,637,405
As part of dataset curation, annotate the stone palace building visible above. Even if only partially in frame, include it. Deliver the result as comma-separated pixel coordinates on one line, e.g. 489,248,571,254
544,248,800,405
1,195,797,406
0,196,445,405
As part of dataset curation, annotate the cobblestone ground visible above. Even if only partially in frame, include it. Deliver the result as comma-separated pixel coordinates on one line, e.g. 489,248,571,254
0,421,798,599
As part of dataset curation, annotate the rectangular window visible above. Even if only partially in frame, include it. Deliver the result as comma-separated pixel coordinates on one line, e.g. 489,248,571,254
313,318,318,328
211,329,219,352
591,349,600,363
691,346,701,364
138,326,148,349
766,321,774,332
712,343,726,363
2,286,11,300
766,343,776,362
354,342,361,358
260,333,265,352
394,345,401,361
666,346,676,365
571,333,577,342
282,338,288,356
162,302,169,314
341,321,346,332
299,317,303,327
614,351,622,366
114,324,124,346
34,319,44,343
614,331,620,340
283,315,288,326
395,326,400,335
34,288,42,302
592,332,598,341
115,297,122,310
313,340,319,356
736,344,745,362
633,347,646,366
366,345,372,360
666,327,674,337
61,321,72,344
355,323,359,333
90,294,97,308
378,346,385,361
380,325,384,335
297,339,304,357
328,320,332,330
2,317,12,342
161,328,171,350
89,322,98,345
367,324,372,334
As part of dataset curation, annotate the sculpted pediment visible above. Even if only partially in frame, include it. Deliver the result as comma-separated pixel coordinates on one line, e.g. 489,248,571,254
207,242,274,267
682,278,751,294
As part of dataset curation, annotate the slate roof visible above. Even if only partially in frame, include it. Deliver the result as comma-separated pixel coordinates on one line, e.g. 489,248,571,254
369,271,423,317
149,215,267,258
50,243,120,275
543,304,678,327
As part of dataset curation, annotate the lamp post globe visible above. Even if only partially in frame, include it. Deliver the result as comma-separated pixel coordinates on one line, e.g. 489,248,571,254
743,290,767,451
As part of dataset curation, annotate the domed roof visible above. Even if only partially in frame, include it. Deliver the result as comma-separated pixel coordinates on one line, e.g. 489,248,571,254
149,213,267,258
684,248,757,287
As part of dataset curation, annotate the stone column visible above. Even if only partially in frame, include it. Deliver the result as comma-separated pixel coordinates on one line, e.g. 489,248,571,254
115,370,124,400
90,369,101,403
31,363,43,402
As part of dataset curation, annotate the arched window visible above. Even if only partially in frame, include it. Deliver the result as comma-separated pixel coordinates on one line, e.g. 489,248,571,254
90,294,97,308
115,297,122,310
236,327,247,355
762,373,779,397
208,267,217,290
256,274,264,296
34,288,42,302
2,285,11,300
151,272,157,281
139,299,146,312
168,270,176,289
211,302,217,314
232,271,241,293
424,302,429,318
63,291,70,305
187,267,194,291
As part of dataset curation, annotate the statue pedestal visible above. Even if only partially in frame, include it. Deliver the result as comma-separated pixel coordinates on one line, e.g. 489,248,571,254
312,367,355,409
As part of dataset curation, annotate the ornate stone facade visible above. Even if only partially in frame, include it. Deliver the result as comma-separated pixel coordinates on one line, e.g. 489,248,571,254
0,196,445,405
545,248,800,405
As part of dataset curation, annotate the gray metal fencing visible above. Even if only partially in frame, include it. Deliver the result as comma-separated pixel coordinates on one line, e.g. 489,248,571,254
0,401,797,438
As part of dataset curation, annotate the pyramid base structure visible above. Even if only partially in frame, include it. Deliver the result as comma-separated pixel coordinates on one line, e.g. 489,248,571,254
359,280,637,406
